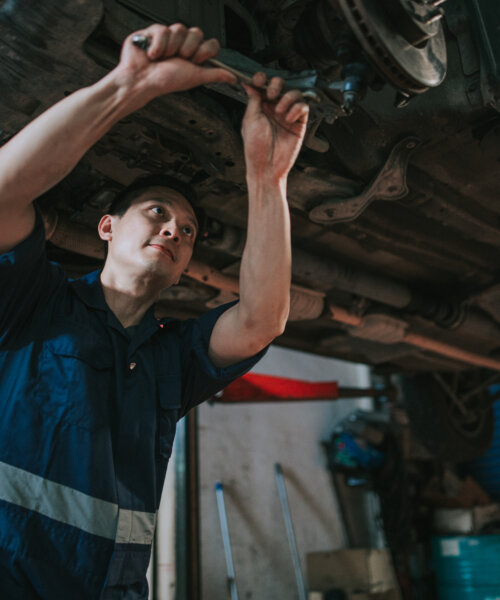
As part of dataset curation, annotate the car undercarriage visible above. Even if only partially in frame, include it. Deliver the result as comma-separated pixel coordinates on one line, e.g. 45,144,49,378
1,0,500,457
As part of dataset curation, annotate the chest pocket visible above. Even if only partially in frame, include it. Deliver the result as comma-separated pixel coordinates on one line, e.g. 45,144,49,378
36,320,114,431
157,375,183,460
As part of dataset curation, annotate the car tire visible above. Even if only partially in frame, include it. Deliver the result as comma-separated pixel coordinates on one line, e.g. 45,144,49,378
403,373,494,462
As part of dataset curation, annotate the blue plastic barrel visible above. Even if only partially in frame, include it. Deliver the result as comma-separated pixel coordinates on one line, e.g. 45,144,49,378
432,535,500,600
467,393,500,500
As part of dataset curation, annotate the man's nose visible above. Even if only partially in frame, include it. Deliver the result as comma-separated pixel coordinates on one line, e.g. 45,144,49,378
160,222,180,243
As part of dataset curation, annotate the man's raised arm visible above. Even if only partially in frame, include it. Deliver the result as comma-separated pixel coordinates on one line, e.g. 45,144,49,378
0,24,236,253
208,74,309,367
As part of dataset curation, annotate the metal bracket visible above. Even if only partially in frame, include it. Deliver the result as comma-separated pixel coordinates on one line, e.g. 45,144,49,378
308,136,421,224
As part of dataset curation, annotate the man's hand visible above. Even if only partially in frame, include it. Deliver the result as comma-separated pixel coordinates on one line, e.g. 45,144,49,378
241,73,309,184
116,23,237,104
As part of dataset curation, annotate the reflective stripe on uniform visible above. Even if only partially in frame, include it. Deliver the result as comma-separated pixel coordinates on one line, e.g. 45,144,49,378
115,508,157,544
0,461,156,544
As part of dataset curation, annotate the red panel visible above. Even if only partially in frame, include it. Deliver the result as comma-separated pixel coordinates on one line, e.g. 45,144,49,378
219,372,339,402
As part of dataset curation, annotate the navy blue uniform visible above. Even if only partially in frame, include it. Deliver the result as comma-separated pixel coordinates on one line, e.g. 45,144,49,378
0,208,265,599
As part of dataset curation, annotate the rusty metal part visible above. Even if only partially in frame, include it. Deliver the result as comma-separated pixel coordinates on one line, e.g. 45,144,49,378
402,331,500,371
430,371,497,429
460,372,500,404
42,211,500,371
184,259,239,294
308,136,420,224
432,372,469,418
43,210,500,343
198,219,500,344
45,212,106,259
185,259,326,321
349,314,409,344
292,246,413,307
0,0,105,133
288,285,325,320
303,117,330,153
325,304,500,372
334,0,447,93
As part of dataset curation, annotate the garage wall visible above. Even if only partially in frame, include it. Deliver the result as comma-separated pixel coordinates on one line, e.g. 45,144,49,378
198,345,372,599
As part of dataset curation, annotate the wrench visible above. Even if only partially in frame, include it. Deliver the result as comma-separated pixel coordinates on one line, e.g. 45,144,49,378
131,33,320,103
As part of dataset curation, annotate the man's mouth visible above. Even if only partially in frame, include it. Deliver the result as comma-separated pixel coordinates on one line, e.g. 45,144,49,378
149,244,175,261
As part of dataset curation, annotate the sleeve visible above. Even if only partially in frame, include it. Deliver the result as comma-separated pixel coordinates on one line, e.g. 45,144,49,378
177,301,268,416
0,203,65,341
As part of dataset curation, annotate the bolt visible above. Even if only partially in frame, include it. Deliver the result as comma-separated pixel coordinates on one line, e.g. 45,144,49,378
424,8,444,24
394,91,412,108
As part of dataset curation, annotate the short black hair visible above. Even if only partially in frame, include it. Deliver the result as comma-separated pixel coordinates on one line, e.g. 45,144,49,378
107,174,206,235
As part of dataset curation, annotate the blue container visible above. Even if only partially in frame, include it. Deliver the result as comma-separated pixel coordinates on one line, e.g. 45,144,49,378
467,394,500,500
432,535,500,600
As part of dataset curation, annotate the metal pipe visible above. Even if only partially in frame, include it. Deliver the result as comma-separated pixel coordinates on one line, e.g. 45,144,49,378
207,221,500,343
292,247,412,307
403,331,500,371
185,259,326,321
274,463,307,600
326,303,500,372
208,222,412,307
186,410,201,600
215,482,239,600
212,386,394,403
43,211,106,259
43,212,500,371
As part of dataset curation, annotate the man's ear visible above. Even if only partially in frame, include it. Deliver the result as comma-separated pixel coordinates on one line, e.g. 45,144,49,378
98,214,115,242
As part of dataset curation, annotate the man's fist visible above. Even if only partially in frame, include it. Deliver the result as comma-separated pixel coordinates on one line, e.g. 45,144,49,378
116,23,237,102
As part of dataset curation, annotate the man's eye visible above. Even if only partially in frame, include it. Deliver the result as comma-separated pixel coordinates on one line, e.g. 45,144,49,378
183,226,194,236
151,206,164,216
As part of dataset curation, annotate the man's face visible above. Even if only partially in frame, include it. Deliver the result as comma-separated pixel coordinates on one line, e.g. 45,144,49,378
101,186,198,288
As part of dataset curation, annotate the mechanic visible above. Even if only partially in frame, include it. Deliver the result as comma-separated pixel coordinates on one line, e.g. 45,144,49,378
0,23,308,600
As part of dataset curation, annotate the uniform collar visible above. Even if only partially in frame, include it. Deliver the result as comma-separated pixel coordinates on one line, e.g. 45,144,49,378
70,269,170,341
70,270,108,311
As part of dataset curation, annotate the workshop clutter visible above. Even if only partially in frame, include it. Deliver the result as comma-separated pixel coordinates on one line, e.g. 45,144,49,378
309,411,403,600
306,548,402,599
308,590,401,600
323,409,388,484
432,504,500,535
424,468,500,599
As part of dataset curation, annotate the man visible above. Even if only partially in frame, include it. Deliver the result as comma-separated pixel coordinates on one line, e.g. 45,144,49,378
0,23,308,599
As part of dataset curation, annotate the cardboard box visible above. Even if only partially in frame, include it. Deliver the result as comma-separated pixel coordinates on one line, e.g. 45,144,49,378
307,549,400,596
432,503,500,535
308,591,401,600
348,592,401,600
422,474,491,508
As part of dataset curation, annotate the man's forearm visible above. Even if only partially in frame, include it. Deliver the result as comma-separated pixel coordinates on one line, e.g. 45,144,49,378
238,174,292,337
0,25,236,214
0,68,142,210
